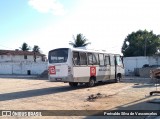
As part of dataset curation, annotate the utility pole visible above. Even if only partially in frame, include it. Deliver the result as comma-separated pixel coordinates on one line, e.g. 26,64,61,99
144,39,147,56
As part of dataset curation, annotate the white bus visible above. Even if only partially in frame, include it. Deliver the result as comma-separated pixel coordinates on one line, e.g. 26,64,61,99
48,47,124,87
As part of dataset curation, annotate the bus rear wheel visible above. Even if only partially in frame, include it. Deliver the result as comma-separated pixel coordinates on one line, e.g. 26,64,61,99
69,82,78,87
87,78,95,87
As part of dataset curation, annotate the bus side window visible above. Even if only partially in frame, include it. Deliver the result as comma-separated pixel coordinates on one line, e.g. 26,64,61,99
104,55,110,66
87,53,99,65
110,55,115,66
93,53,99,65
80,52,87,65
99,54,104,66
73,52,80,65
87,53,93,65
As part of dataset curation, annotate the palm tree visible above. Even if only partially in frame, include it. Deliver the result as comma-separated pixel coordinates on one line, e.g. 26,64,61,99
32,45,40,53
69,33,91,47
19,42,30,51
32,45,41,62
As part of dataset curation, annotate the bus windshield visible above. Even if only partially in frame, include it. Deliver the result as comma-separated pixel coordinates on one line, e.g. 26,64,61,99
48,48,68,63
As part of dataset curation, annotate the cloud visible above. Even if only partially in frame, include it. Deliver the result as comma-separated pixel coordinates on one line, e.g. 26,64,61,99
25,0,160,55
28,0,66,16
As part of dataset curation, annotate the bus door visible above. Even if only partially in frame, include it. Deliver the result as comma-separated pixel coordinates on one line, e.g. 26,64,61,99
110,55,116,79
115,55,124,75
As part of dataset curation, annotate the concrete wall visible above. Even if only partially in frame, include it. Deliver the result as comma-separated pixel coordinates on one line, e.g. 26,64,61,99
0,55,44,62
148,56,160,66
0,62,48,75
124,57,149,75
124,56,160,76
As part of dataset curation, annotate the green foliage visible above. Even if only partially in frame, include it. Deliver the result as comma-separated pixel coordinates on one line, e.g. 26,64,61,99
32,45,40,53
19,43,41,54
19,42,30,51
121,30,160,57
32,45,41,62
69,33,91,47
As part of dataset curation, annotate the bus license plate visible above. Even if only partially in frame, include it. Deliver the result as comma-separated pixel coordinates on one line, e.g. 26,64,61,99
56,78,62,81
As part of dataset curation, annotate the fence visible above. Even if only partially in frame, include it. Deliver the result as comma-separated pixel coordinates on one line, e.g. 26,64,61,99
0,62,48,75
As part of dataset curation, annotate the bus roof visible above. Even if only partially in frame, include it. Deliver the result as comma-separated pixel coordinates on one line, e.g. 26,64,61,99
49,47,121,56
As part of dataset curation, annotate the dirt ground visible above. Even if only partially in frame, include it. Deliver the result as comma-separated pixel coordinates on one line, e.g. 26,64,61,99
0,76,160,119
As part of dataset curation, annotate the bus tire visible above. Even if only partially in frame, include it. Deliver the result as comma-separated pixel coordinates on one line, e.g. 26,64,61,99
87,77,95,87
115,74,121,83
69,82,78,87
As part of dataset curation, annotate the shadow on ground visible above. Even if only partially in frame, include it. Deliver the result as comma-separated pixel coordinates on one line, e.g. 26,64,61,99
0,80,118,102
0,86,86,101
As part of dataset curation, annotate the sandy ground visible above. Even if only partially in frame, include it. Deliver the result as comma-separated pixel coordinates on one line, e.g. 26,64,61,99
0,76,160,119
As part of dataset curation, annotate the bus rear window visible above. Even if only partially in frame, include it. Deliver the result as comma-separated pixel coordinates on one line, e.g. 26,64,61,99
48,48,68,63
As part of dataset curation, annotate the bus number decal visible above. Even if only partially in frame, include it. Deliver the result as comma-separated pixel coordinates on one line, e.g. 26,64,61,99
90,66,96,76
49,66,56,74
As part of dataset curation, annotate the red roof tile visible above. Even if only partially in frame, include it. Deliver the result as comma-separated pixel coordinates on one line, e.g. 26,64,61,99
0,50,45,56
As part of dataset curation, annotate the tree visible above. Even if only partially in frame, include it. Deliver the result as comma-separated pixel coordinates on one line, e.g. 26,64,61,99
19,42,30,51
32,45,41,62
121,30,160,57
69,33,91,47
32,45,40,53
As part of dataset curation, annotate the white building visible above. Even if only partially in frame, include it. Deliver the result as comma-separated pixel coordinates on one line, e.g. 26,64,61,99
0,50,47,75
0,50,46,62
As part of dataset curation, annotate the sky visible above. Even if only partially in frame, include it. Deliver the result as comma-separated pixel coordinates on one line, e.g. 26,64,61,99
1,0,160,55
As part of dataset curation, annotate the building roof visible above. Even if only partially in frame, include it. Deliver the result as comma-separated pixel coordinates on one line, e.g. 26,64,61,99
0,50,45,56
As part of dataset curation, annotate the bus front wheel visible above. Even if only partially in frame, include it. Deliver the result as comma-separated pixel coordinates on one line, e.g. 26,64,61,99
115,74,121,83
69,82,78,87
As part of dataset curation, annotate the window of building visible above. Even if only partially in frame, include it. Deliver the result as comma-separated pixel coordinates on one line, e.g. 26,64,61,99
42,56,45,62
24,55,27,59
1,55,4,59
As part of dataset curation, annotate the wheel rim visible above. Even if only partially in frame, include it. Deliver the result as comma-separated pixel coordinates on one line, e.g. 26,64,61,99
89,79,95,87
117,76,121,82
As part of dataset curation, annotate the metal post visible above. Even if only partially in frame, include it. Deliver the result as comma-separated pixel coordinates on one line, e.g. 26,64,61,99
144,39,147,56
